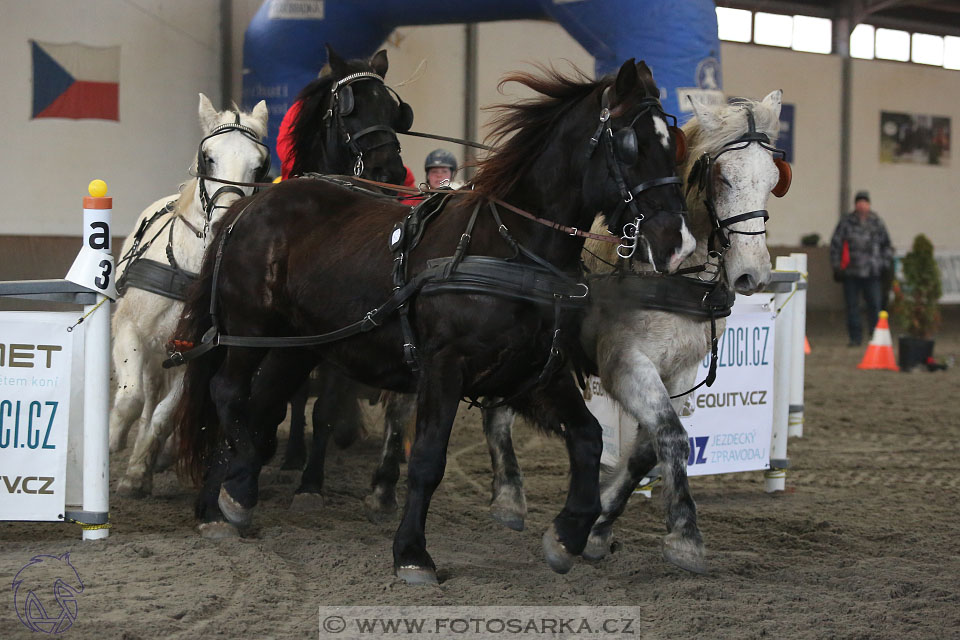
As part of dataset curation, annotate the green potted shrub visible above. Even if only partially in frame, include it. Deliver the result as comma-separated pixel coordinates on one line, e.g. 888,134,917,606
891,234,942,371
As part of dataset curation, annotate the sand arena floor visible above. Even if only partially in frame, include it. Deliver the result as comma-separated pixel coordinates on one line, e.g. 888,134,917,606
1,313,958,639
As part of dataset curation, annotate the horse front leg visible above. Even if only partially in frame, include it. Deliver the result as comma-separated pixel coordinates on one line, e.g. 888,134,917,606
393,360,461,585
289,370,338,511
528,374,603,575
364,391,415,521
281,379,309,470
109,323,145,453
582,437,657,561
210,347,268,528
598,344,706,573
482,404,526,531
117,375,182,498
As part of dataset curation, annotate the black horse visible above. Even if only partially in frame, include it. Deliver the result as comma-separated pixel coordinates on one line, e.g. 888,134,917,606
286,45,411,183
274,45,411,496
173,59,692,584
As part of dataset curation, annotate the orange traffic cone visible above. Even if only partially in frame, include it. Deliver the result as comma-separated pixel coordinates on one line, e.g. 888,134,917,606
857,311,898,371
804,336,811,355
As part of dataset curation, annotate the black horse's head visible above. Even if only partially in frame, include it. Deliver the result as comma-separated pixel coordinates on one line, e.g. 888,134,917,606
289,45,410,184
583,60,694,273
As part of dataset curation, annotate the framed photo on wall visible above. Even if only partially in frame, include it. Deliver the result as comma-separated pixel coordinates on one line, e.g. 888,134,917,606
880,111,951,166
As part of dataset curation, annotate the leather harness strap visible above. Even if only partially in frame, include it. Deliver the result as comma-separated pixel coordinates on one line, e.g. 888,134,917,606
118,258,198,302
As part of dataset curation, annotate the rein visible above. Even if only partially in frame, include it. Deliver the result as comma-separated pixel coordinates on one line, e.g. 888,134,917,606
347,176,624,245
399,129,493,151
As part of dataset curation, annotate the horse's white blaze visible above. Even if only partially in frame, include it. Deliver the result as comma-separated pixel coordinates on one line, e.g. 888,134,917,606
672,219,696,272
109,95,269,492
653,115,671,150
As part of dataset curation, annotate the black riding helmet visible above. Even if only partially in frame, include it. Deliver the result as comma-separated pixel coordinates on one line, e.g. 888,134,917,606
424,148,457,174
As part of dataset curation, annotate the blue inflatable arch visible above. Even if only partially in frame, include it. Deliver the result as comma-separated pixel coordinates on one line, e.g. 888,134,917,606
243,0,722,165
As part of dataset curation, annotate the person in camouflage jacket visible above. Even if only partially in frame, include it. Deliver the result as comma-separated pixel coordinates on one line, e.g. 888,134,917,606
830,191,894,346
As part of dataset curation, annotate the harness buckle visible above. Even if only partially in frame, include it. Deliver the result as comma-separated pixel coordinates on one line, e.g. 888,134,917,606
568,227,578,237
599,108,610,123
623,190,634,204
363,310,381,328
353,154,364,176
698,259,722,282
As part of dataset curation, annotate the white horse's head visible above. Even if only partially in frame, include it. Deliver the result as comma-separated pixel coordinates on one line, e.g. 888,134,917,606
684,90,789,294
193,94,270,225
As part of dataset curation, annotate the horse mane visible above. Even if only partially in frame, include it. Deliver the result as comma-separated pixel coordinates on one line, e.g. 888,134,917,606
175,177,199,215
468,64,602,201
288,57,376,177
288,73,341,177
680,96,781,180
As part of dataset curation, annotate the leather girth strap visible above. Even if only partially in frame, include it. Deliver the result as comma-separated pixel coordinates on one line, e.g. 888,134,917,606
163,251,588,369
117,258,198,302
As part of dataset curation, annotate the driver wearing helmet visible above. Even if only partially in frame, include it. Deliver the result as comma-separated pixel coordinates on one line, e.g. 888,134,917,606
424,148,460,189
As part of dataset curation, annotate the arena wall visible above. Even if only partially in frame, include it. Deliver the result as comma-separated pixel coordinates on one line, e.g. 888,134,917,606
0,0,223,240
4,5,959,312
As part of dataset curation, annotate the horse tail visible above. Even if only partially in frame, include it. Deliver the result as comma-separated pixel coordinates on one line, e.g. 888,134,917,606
172,202,246,486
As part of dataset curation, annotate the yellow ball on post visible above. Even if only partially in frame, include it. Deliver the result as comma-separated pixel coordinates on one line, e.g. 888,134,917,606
88,179,108,198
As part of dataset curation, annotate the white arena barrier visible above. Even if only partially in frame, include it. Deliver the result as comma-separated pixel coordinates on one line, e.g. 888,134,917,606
584,259,807,495
0,180,115,539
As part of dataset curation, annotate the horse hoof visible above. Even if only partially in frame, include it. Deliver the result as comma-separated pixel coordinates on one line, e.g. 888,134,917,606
198,521,240,539
541,525,576,574
490,506,525,532
218,487,253,528
582,530,613,562
662,531,708,574
154,452,175,473
290,492,325,511
363,494,398,523
396,565,439,586
116,476,151,499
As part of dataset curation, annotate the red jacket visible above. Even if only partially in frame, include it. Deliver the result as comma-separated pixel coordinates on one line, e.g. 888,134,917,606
276,100,302,180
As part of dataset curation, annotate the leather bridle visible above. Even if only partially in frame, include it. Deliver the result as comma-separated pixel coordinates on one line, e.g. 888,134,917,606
194,112,271,238
688,105,788,261
324,71,406,177
585,87,685,261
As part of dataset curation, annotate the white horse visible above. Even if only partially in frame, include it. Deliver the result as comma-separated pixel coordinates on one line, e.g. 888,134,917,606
575,89,788,571
365,90,790,574
109,94,269,497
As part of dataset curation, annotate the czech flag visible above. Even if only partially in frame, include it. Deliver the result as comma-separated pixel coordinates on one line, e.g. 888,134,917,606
31,40,120,121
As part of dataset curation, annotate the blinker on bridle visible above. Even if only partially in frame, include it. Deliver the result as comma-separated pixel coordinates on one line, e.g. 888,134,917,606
585,86,687,261
324,71,412,176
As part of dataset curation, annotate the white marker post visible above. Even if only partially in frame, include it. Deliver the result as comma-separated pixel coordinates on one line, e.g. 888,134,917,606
788,253,808,438
80,181,112,540
766,256,796,493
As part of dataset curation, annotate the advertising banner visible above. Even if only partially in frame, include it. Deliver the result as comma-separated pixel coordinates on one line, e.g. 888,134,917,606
683,299,776,476
585,297,776,477
0,312,75,520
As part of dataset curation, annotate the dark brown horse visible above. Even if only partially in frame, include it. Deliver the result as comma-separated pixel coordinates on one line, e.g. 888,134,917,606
173,59,692,584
